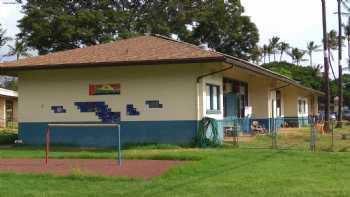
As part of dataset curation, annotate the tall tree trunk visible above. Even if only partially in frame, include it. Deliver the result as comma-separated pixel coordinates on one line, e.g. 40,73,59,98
348,35,350,68
310,52,313,66
321,0,330,132
337,0,343,128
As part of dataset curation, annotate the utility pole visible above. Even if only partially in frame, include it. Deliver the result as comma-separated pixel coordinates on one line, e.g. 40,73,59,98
337,0,343,128
322,0,330,132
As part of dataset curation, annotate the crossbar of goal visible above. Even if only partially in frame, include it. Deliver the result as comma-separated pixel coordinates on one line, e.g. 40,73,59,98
45,123,122,166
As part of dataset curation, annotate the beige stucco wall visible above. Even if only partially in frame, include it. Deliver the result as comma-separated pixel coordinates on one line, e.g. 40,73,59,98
198,64,284,120
17,63,215,123
282,85,318,117
200,63,320,120
17,61,320,124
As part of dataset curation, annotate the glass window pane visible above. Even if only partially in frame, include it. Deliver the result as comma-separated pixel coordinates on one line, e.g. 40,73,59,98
206,85,211,110
212,86,218,110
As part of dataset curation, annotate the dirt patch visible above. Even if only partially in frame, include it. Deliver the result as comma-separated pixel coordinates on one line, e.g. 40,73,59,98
0,159,183,179
224,135,255,143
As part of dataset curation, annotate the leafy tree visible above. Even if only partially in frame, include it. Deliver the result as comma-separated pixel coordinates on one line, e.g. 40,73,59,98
5,39,31,60
1,78,17,91
186,0,259,60
262,61,323,91
17,0,259,60
262,61,350,108
287,48,307,65
278,42,289,62
306,41,321,66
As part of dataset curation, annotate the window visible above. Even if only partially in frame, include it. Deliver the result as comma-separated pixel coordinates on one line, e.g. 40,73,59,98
223,78,248,118
276,91,281,117
206,84,220,112
298,98,307,115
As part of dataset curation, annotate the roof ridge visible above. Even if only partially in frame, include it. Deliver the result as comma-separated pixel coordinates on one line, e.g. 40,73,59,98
151,34,223,57
1,35,149,64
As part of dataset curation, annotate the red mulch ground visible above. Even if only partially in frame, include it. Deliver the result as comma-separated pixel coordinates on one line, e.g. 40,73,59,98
0,159,183,179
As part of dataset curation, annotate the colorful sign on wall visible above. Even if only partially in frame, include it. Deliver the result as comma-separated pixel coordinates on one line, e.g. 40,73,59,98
89,84,120,95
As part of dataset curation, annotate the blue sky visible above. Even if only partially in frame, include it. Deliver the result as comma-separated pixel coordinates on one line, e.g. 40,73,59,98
0,0,346,77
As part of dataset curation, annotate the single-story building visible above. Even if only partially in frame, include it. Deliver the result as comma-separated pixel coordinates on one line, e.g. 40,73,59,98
0,88,18,128
0,35,323,146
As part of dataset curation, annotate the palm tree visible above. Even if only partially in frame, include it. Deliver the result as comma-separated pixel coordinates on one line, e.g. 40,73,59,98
0,24,12,61
268,36,280,62
287,48,307,65
5,39,31,60
262,44,268,64
0,24,11,48
306,41,321,66
267,44,273,63
250,46,262,65
327,30,339,61
279,42,289,61
311,64,323,77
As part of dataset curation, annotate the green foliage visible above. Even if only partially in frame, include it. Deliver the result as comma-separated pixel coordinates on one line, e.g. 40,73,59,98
332,74,350,107
17,0,259,59
262,61,323,91
0,130,17,145
5,39,31,60
287,48,307,65
262,62,350,107
0,77,18,91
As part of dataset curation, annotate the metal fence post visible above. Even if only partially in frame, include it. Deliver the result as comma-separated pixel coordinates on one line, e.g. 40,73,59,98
331,120,334,151
232,125,239,148
272,117,277,149
310,117,316,152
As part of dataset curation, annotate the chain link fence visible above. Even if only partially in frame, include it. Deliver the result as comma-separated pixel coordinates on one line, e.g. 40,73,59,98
220,117,350,152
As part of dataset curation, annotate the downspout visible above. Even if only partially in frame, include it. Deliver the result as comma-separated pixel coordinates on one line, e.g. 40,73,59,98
270,84,290,91
195,63,234,122
269,84,290,133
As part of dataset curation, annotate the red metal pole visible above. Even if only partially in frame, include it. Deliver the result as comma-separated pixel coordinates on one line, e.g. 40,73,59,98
45,128,50,165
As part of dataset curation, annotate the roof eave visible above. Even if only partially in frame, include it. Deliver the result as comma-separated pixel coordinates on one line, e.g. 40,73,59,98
0,56,225,73
224,57,325,96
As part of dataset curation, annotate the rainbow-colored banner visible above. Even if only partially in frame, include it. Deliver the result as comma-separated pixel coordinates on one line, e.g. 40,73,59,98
89,84,120,95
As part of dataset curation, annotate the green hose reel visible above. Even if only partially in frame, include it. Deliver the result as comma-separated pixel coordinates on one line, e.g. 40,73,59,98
194,117,220,147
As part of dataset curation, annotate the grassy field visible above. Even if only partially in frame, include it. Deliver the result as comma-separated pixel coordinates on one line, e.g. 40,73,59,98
1,128,350,196
0,147,350,196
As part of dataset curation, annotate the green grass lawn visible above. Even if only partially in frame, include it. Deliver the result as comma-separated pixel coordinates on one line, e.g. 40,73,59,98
1,147,350,197
1,127,350,196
